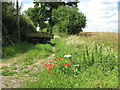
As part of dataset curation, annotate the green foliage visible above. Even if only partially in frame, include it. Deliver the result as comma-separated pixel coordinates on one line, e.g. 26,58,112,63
2,2,18,44
20,14,36,40
26,2,78,33
23,43,53,65
2,2,36,45
1,69,17,76
52,6,86,34
22,35,118,88
2,42,34,59
24,7,48,30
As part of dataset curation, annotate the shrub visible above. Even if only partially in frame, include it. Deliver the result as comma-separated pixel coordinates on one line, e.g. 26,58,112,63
52,6,86,35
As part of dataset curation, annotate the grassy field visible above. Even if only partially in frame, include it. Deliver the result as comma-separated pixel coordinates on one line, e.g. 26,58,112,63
1,32,118,88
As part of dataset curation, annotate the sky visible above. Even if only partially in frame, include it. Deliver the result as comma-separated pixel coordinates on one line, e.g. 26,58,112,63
13,0,119,32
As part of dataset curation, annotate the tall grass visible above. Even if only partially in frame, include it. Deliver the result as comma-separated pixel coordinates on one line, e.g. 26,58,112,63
2,42,34,59
23,33,118,88
23,43,53,65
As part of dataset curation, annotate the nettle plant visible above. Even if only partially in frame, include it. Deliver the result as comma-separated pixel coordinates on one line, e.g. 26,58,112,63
44,54,77,75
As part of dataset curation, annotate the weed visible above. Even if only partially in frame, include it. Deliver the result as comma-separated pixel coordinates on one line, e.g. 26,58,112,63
2,69,17,76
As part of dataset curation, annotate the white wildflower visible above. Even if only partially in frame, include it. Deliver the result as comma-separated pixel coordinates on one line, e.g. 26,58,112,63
64,54,71,57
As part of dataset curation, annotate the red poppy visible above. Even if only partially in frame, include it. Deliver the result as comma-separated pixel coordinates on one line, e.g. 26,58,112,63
58,58,60,60
51,71,54,72
49,67,52,70
50,64,52,66
67,64,70,66
71,59,73,61
61,57,63,59
47,64,52,66
46,65,49,67
54,59,57,62
45,69,46,70
58,64,60,66
53,66,55,68
45,64,47,65
65,63,67,65
47,68,49,72
44,67,46,68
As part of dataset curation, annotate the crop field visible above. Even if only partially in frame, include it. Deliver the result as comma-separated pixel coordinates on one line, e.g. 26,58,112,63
1,32,119,88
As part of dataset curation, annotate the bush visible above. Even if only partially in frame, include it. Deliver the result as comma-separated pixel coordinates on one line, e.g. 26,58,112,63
52,6,86,35
2,42,33,59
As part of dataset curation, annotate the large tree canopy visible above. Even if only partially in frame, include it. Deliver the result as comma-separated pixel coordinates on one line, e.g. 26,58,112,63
52,6,86,34
25,2,78,33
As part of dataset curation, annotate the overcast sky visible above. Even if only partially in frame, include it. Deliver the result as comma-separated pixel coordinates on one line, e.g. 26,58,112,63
14,0,119,32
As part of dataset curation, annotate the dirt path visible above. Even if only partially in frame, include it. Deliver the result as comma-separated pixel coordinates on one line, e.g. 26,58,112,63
1,47,55,88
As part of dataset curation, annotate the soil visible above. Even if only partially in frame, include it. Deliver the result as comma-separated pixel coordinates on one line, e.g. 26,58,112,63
1,47,55,88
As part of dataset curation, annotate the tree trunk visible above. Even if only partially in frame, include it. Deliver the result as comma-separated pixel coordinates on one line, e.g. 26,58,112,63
16,0,20,41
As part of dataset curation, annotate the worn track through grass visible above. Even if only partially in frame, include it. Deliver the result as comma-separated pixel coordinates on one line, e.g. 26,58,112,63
1,47,55,88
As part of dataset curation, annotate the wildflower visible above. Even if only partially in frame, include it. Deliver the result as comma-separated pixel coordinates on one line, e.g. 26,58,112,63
58,58,60,60
71,59,73,61
61,57,63,59
44,67,46,68
58,64,60,66
46,64,52,67
62,63,67,66
65,63,67,65
47,68,49,72
45,64,47,65
74,65,79,66
51,71,54,72
45,69,46,70
64,54,71,57
54,59,57,62
49,67,52,70
53,66,55,68
67,64,70,66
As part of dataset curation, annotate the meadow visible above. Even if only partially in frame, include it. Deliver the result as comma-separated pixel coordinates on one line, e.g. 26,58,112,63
1,32,118,88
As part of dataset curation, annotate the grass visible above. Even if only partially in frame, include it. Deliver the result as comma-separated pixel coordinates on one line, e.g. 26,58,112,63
1,32,118,88
1,42,54,79
2,41,34,59
22,32,118,88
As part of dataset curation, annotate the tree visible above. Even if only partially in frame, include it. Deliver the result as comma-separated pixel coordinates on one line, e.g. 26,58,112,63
16,0,20,41
2,2,35,46
25,7,48,30
26,1,79,33
52,6,86,34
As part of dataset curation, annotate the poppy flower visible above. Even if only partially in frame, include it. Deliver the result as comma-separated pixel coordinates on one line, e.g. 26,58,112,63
62,63,67,66
53,66,55,68
45,69,46,70
67,64,70,66
48,64,52,66
45,64,47,65
58,64,60,66
51,71,54,72
58,58,60,60
47,68,49,72
61,57,63,59
54,59,57,62
44,67,46,68
49,67,52,70
71,59,73,61
46,65,49,67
